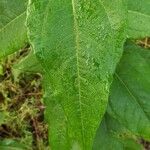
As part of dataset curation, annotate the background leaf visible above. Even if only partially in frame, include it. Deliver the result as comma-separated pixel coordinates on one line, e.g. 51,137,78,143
0,0,28,59
108,41,150,140
93,114,143,150
27,0,127,149
127,0,150,38
12,50,43,81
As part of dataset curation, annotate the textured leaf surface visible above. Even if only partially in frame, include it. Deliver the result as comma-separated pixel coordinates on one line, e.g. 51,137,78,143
127,0,150,38
27,0,127,149
0,0,28,59
93,114,143,150
108,42,150,140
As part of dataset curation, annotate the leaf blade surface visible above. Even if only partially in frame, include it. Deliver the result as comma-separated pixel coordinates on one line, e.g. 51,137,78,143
93,114,143,150
127,0,150,38
108,42,150,140
27,0,127,149
0,0,28,58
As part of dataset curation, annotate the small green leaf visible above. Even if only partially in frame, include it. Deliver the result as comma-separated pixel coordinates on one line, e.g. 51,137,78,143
0,139,28,150
127,0,150,38
0,64,3,75
0,0,28,59
0,112,6,125
12,50,43,81
108,41,150,140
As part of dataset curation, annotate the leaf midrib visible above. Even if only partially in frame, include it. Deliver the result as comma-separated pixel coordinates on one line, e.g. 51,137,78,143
71,0,85,146
71,1,114,147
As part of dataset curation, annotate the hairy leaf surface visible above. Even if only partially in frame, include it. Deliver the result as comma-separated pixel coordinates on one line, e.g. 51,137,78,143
127,0,150,38
108,42,150,140
27,0,127,149
0,0,28,58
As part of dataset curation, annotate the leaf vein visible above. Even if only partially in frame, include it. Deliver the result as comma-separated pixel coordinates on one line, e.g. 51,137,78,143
71,0,85,146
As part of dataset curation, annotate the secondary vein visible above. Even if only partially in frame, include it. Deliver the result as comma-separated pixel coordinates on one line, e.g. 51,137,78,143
0,11,26,33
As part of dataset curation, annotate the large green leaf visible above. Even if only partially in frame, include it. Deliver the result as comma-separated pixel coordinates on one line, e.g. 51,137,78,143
93,113,143,150
127,0,150,38
108,41,150,140
0,0,28,59
27,0,127,149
